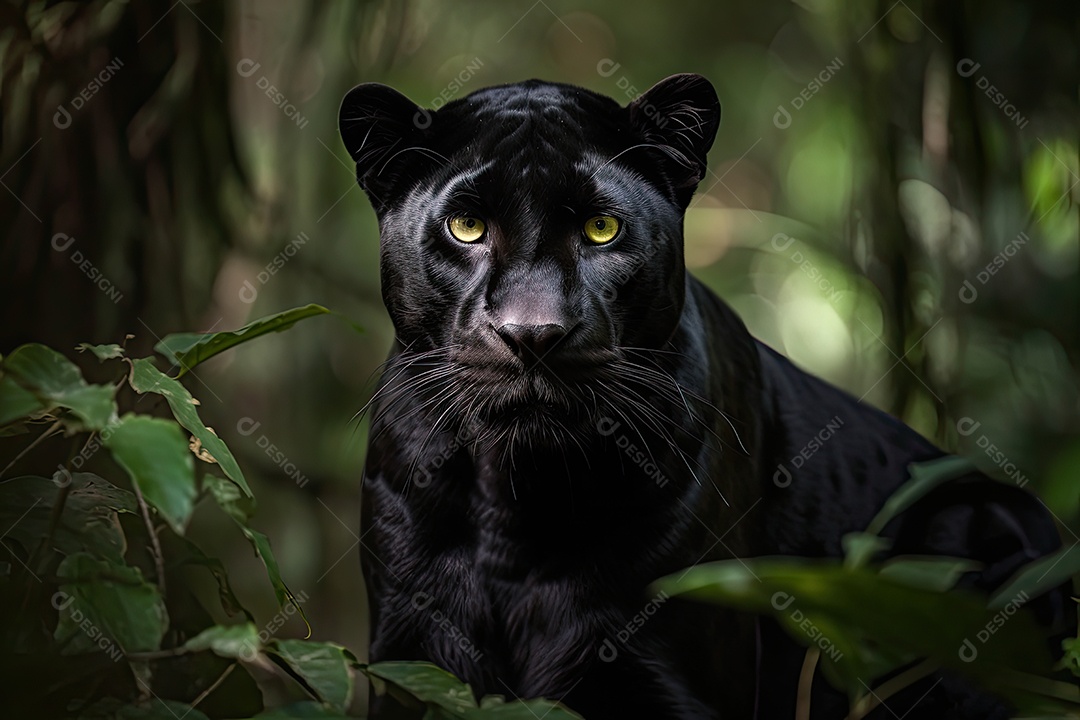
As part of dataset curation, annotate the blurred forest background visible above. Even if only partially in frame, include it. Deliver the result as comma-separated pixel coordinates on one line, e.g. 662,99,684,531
1,0,1077,668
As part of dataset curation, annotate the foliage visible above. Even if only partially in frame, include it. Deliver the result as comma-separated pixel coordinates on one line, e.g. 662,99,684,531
0,308,581,719
654,456,1080,718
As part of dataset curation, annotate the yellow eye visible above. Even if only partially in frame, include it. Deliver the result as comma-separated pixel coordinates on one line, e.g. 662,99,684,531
448,216,486,242
583,215,620,244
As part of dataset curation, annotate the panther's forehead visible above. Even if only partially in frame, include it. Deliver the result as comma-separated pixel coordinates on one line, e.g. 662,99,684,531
437,80,625,183
457,79,618,120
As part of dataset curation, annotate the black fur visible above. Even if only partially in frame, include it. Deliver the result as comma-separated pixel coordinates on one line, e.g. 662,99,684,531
339,75,1072,719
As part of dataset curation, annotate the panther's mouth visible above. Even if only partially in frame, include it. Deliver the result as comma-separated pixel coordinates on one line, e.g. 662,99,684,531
459,366,596,443
473,370,577,413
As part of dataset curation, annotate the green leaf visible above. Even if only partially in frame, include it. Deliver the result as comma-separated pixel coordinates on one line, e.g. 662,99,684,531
240,526,310,633
168,534,249,617
204,474,255,522
104,414,196,535
360,662,586,719
129,358,253,497
989,544,1080,609
362,662,478,715
0,374,46,426
865,455,978,536
842,531,892,569
241,702,354,718
154,304,329,376
0,418,32,436
271,640,356,711
77,343,125,361
182,623,261,660
200,475,306,628
653,558,1053,695
78,698,214,720
55,553,168,655
879,556,983,592
0,474,135,565
1,343,117,429
1059,636,1080,677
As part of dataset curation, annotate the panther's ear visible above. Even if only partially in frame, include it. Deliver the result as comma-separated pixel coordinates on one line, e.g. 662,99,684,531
338,83,430,204
628,74,721,193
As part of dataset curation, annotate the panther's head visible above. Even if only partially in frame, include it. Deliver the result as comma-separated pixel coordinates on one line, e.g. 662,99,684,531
339,74,720,441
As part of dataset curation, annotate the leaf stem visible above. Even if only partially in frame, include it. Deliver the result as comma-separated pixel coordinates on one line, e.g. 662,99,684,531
190,662,236,709
796,648,820,720
0,419,62,479
844,659,939,720
132,479,167,597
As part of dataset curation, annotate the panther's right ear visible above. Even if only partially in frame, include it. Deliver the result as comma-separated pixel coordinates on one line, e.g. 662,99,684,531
338,83,430,202
627,74,720,205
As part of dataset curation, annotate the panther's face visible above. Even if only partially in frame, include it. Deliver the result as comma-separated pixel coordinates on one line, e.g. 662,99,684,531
339,75,720,441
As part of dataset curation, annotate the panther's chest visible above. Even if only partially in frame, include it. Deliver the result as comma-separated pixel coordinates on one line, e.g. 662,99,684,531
391,557,615,697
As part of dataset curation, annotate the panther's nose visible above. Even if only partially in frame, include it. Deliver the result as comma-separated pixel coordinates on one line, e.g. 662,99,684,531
495,323,568,366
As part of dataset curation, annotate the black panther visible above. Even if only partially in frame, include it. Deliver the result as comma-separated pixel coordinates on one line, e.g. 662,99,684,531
338,74,1073,719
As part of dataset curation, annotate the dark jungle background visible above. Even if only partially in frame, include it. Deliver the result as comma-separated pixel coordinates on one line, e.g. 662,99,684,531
1,0,1077,715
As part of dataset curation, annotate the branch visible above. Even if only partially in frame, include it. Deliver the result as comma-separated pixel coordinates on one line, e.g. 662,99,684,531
131,479,167,596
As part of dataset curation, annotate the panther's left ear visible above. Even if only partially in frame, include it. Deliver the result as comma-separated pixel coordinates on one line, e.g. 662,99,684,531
338,83,431,205
628,73,721,191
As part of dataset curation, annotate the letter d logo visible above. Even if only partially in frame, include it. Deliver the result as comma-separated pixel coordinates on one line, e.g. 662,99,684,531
773,464,792,488
411,592,434,611
771,233,795,252
773,105,792,129
956,59,981,78
596,59,621,78
54,105,72,129
239,280,258,304
236,417,261,436
955,417,981,437
597,417,621,437
771,592,795,611
51,233,75,252
958,280,978,304
236,58,261,78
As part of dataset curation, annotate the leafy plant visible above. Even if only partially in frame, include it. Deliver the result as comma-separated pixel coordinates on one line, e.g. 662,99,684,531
0,306,580,719
653,456,1080,719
